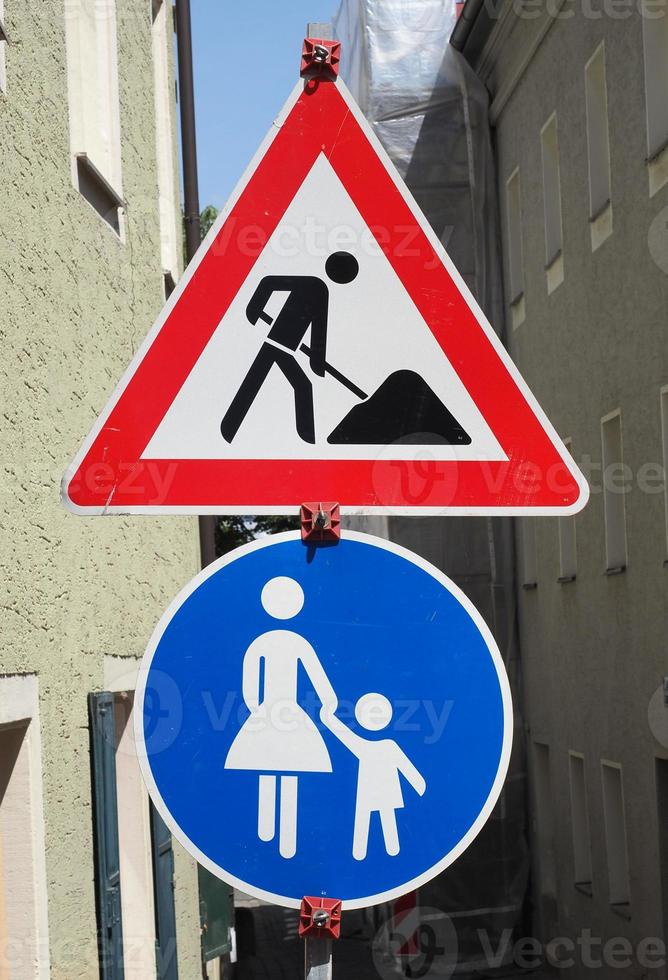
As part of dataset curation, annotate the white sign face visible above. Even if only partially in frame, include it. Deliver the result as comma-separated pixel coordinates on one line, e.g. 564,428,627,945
144,155,505,463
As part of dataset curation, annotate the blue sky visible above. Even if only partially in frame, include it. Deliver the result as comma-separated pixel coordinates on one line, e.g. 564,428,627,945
190,1,337,211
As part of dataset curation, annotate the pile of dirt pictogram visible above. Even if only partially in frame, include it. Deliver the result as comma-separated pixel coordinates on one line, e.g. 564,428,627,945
327,370,472,445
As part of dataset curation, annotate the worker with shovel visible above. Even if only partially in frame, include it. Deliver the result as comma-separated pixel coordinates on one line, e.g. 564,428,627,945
220,251,361,444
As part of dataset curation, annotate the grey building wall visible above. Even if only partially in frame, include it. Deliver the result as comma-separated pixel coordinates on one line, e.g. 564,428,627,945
465,9,668,977
0,2,202,978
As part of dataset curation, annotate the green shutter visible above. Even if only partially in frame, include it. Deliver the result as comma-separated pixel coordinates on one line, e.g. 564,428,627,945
89,693,125,980
198,865,233,962
150,803,180,980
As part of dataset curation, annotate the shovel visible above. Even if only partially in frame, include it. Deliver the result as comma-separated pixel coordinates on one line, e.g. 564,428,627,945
257,309,368,401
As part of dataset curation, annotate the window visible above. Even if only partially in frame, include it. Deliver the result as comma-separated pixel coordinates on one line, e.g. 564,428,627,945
540,113,563,272
64,0,124,233
568,753,592,890
601,411,627,572
0,675,50,978
585,44,611,220
152,0,180,287
533,742,557,897
520,518,538,588
505,168,524,305
558,439,577,581
0,0,7,93
641,8,668,161
601,762,631,907
642,6,668,194
661,386,668,558
656,759,668,944
584,43,612,249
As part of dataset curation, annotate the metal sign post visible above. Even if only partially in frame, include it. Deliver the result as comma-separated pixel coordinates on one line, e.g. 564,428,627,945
305,933,333,980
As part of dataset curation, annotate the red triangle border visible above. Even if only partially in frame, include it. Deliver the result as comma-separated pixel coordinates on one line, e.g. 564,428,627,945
63,79,588,516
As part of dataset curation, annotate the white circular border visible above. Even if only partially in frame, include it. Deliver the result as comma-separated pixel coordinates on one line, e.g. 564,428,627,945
134,530,514,910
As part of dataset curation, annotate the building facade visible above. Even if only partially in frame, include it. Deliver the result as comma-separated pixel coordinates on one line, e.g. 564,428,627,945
1,2,203,978
456,7,668,976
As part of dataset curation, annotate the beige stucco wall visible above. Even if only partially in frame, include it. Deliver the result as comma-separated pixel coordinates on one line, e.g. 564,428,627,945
0,2,202,978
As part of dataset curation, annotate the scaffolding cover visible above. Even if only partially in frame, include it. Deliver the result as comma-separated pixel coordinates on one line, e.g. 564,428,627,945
332,0,504,326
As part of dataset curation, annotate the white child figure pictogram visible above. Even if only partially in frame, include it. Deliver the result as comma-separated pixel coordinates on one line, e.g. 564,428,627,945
321,693,426,860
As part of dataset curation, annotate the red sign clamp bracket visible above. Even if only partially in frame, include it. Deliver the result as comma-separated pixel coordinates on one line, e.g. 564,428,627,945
299,896,342,940
300,502,341,543
300,37,341,79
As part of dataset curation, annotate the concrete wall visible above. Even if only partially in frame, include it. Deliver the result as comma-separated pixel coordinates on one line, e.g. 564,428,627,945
470,9,668,977
0,2,202,977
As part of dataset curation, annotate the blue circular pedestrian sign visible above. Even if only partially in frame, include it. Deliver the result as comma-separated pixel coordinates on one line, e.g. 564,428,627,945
135,531,512,909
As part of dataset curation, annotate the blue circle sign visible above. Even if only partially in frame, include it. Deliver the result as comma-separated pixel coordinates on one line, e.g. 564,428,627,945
135,531,512,909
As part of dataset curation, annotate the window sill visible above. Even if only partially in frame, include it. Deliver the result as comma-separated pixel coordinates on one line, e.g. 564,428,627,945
546,251,564,295
648,140,668,198
544,248,562,271
510,293,526,330
589,198,611,224
557,574,576,584
574,881,593,897
522,582,538,591
75,153,125,236
605,565,626,576
163,270,177,300
610,902,631,921
647,136,668,166
590,201,612,252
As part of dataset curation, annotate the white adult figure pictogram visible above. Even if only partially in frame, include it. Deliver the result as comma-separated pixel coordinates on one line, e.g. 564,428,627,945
321,693,426,860
224,576,337,859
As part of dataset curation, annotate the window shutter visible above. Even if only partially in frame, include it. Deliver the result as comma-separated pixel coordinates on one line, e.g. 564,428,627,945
150,802,180,980
89,692,125,980
199,864,233,964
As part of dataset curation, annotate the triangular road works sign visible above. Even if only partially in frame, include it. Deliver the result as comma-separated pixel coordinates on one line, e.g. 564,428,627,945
63,77,588,516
